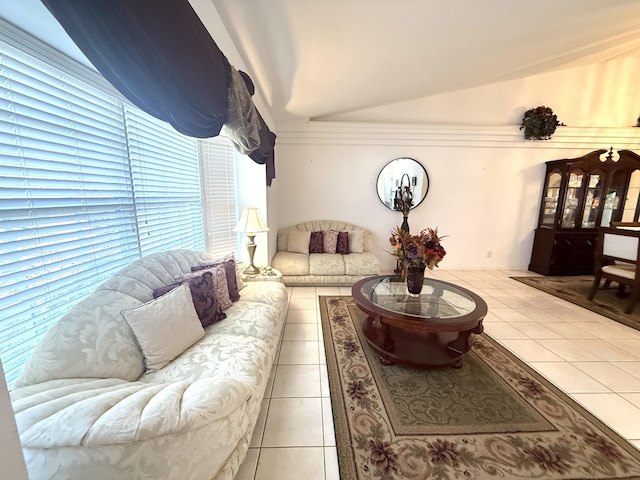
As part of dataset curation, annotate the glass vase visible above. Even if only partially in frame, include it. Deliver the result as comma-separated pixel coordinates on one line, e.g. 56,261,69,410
405,265,426,296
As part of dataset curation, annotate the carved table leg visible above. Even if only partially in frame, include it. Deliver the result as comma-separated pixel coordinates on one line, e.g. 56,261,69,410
448,322,484,357
372,316,394,353
379,356,394,365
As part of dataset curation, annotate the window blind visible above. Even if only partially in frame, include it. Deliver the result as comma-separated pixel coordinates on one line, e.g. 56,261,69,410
125,107,204,254
0,30,218,388
0,40,139,384
199,137,240,258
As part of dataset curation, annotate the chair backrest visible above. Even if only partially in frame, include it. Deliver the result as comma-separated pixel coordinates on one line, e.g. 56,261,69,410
603,232,640,261
609,221,640,231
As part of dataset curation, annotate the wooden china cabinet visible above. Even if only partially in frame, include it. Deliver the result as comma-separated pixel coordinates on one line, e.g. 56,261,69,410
529,148,640,276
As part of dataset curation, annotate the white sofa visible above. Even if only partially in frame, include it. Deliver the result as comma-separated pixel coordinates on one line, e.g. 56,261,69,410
10,249,288,480
271,220,380,285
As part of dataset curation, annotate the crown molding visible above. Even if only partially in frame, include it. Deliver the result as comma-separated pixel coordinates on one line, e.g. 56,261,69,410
277,121,640,150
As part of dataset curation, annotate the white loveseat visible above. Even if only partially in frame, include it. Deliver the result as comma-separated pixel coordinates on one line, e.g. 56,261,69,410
10,249,288,480
271,220,380,285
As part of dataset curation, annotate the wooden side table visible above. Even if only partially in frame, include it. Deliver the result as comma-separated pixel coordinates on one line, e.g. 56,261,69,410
241,266,283,283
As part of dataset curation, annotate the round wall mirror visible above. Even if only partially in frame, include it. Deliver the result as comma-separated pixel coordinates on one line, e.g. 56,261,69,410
376,157,429,211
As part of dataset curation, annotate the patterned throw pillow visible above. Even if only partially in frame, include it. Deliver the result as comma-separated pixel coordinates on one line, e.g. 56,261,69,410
192,259,240,302
208,265,233,309
323,230,339,254
152,271,227,327
309,231,324,253
336,231,349,254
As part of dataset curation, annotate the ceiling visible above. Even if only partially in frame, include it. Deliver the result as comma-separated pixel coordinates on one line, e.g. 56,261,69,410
4,1,640,128
208,0,640,126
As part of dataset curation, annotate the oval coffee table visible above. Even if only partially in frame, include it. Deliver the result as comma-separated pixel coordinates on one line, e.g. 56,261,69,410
352,275,488,368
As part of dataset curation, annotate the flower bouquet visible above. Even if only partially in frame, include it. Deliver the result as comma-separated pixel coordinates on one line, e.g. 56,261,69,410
389,226,446,294
389,226,447,270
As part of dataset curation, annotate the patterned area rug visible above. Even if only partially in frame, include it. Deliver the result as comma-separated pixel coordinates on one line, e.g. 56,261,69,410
320,296,640,480
512,276,640,332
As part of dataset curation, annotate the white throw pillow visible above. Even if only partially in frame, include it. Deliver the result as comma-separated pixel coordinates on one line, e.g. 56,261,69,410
349,230,365,253
288,231,311,254
122,283,205,371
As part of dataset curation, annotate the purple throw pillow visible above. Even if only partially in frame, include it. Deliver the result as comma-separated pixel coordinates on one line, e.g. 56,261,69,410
309,231,324,253
152,273,226,328
192,259,240,302
336,231,349,254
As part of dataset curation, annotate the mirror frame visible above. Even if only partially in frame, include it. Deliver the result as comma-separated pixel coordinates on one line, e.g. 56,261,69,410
376,157,430,211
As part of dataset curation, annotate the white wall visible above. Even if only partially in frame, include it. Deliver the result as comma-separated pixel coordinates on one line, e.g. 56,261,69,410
265,59,640,272
236,154,270,267
267,124,640,272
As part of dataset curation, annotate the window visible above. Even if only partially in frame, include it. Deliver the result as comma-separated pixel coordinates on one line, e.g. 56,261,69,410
125,106,204,254
199,137,240,258
0,24,235,388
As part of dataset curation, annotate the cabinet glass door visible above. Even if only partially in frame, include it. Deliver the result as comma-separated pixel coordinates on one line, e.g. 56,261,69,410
622,169,640,222
601,170,626,226
581,171,603,228
561,169,584,228
541,171,562,227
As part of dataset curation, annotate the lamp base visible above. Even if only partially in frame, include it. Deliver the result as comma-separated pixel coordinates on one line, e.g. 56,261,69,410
242,264,261,276
242,233,261,276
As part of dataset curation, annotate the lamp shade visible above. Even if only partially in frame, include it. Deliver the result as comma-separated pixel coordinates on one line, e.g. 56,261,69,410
233,207,269,234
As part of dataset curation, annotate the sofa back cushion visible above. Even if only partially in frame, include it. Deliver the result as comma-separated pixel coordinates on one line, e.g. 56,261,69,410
277,220,374,253
15,249,212,388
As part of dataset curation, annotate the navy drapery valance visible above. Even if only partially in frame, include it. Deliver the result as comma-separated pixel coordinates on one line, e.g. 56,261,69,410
41,0,276,185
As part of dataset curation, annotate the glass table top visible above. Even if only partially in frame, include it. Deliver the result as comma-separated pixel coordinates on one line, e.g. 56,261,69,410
358,276,478,319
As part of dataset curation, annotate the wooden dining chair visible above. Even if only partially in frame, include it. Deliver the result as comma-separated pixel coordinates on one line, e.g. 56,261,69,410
588,227,640,314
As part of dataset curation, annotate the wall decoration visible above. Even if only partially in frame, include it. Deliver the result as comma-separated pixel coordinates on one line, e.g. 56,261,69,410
520,106,564,140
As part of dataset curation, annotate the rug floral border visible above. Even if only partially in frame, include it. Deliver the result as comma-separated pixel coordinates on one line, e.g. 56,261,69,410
320,295,640,480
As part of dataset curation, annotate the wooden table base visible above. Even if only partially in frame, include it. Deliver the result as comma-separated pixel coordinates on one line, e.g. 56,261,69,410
362,315,484,369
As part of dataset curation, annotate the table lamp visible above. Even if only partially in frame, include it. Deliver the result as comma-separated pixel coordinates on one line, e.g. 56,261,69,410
233,207,269,275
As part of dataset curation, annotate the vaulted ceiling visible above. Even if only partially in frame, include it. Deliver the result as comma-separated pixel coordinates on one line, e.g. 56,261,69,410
207,0,640,125
5,1,640,129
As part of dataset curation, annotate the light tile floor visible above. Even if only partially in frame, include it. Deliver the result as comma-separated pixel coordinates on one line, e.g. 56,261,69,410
236,270,640,480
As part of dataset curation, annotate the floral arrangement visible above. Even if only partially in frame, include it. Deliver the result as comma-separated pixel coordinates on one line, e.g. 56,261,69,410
389,226,446,270
520,106,563,140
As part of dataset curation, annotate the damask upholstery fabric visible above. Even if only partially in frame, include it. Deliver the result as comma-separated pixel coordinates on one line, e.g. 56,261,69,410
11,249,288,480
192,259,241,301
122,283,205,371
344,252,381,276
309,253,346,276
193,253,245,291
272,220,380,285
209,265,233,309
177,265,232,309
323,230,339,254
272,252,310,276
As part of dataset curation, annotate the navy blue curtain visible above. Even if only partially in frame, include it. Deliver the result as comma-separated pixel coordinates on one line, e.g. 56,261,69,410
41,0,276,184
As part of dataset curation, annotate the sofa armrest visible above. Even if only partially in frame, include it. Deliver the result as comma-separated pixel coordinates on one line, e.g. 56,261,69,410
11,377,252,448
